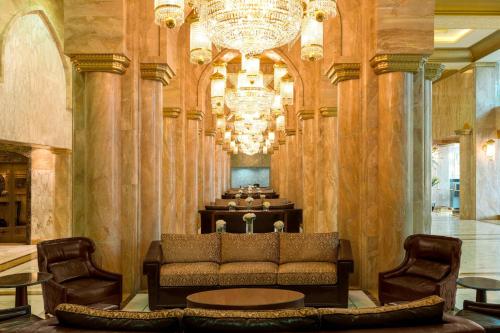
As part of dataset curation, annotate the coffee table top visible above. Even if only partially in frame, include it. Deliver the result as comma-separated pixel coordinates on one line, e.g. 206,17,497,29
457,277,500,291
186,288,305,310
0,272,52,288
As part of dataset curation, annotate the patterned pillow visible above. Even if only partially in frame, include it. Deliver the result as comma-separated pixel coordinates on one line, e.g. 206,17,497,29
319,295,444,330
161,233,220,263
221,233,279,263
55,304,183,332
183,308,320,332
279,232,339,264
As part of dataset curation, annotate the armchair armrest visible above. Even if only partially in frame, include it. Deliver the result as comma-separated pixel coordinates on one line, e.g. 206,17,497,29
43,278,68,314
464,300,500,317
379,256,411,280
337,239,354,273
143,241,163,275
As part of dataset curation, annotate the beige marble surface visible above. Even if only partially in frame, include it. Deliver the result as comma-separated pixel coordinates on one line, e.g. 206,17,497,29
162,116,177,233
184,119,200,234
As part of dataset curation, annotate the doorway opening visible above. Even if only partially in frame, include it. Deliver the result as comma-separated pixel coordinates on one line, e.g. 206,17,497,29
431,143,460,215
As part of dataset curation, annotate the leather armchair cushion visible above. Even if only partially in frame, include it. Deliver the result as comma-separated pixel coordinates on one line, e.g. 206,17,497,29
406,259,450,281
380,275,436,299
55,304,182,332
63,278,121,305
278,262,337,285
182,307,320,332
221,233,279,263
279,233,338,264
320,295,445,330
49,258,90,283
160,262,219,287
219,262,278,286
161,233,220,264
456,309,500,333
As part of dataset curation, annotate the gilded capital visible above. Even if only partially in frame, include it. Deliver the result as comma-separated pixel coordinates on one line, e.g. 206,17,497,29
278,138,286,145
285,128,296,136
454,123,472,136
163,107,181,118
205,129,216,137
216,138,224,145
297,109,314,120
51,148,72,155
273,146,279,151
424,63,445,81
320,107,337,117
327,63,360,85
140,63,175,86
370,54,427,75
187,110,203,120
70,54,130,74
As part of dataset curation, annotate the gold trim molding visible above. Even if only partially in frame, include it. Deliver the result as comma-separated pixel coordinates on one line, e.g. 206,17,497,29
163,107,181,118
285,128,296,136
51,148,72,155
205,129,216,137
454,123,472,136
278,138,286,145
187,110,203,120
327,63,360,85
70,54,130,74
297,109,314,120
140,63,175,86
370,54,427,75
425,63,445,81
320,107,338,117
273,146,279,151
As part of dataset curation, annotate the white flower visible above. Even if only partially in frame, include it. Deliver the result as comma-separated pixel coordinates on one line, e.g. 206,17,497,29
228,201,236,207
216,220,226,228
260,194,266,199
238,189,243,194
274,220,284,229
245,196,254,203
263,201,271,208
243,213,256,222
235,193,242,199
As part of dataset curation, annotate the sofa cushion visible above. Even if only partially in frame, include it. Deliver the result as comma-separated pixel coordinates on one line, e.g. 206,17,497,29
279,233,338,264
161,233,220,263
63,278,121,305
49,258,90,283
221,233,279,263
55,303,182,332
278,262,337,285
406,259,450,281
380,275,436,299
182,307,320,332
160,262,219,287
319,295,445,330
219,262,278,286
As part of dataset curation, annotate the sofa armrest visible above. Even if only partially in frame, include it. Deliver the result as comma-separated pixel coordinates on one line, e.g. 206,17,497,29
463,300,500,317
337,239,354,273
143,241,163,275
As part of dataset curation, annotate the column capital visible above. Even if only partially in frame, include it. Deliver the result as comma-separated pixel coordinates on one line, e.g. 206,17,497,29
216,138,224,145
370,54,427,75
327,63,360,85
454,123,473,136
140,63,175,86
278,138,286,145
273,145,279,151
297,109,314,120
163,107,181,118
285,128,296,136
320,107,338,117
205,129,216,137
70,54,130,74
424,63,445,81
51,148,72,155
187,110,204,120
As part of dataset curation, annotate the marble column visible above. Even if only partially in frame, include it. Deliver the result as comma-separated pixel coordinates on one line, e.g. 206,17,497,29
184,111,203,233
174,108,186,233
71,54,130,274
214,141,223,198
319,108,338,232
139,64,167,286
298,110,315,232
285,130,297,204
162,108,181,233
271,146,280,193
278,136,287,199
53,148,72,239
204,130,216,204
455,126,475,219
296,126,304,209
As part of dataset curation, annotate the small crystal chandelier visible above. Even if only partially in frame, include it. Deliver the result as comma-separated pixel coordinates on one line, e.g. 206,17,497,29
154,0,185,29
308,0,337,22
301,16,324,61
190,17,212,65
210,72,226,111
280,74,294,105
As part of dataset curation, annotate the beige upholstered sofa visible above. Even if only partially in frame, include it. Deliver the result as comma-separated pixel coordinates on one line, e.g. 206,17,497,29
143,232,353,309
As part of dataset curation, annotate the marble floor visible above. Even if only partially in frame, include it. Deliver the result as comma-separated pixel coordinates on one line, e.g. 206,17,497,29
0,212,498,316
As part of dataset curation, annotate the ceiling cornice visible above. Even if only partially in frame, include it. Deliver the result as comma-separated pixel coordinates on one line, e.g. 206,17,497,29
435,0,500,16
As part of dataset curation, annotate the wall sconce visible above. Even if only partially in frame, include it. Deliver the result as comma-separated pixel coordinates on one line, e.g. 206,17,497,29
483,139,496,160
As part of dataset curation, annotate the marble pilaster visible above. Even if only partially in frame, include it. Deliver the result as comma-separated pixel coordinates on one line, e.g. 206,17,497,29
53,149,72,240
162,108,180,233
271,147,280,192
298,110,316,232
278,136,288,199
320,109,338,232
455,126,475,219
204,130,216,205
184,111,202,234
285,130,297,204
214,142,223,198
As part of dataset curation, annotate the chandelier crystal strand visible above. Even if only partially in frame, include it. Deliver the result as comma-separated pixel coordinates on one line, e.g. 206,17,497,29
154,0,185,28
301,15,324,61
308,0,337,22
198,0,303,55
190,18,212,64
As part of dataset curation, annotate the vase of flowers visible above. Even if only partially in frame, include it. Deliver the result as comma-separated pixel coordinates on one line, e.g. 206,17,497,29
243,213,256,234
216,220,226,233
263,201,271,211
274,220,285,233
245,196,254,209
228,201,236,211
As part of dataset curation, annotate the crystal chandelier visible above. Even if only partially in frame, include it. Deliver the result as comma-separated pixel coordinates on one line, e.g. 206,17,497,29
154,0,185,28
301,16,324,61
190,17,212,64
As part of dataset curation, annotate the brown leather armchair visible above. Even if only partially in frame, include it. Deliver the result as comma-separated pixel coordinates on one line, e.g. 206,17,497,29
37,237,122,315
379,234,462,311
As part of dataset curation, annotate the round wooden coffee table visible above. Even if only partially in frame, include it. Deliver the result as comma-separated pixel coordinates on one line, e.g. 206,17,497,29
186,288,305,310
0,272,52,307
457,277,500,303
